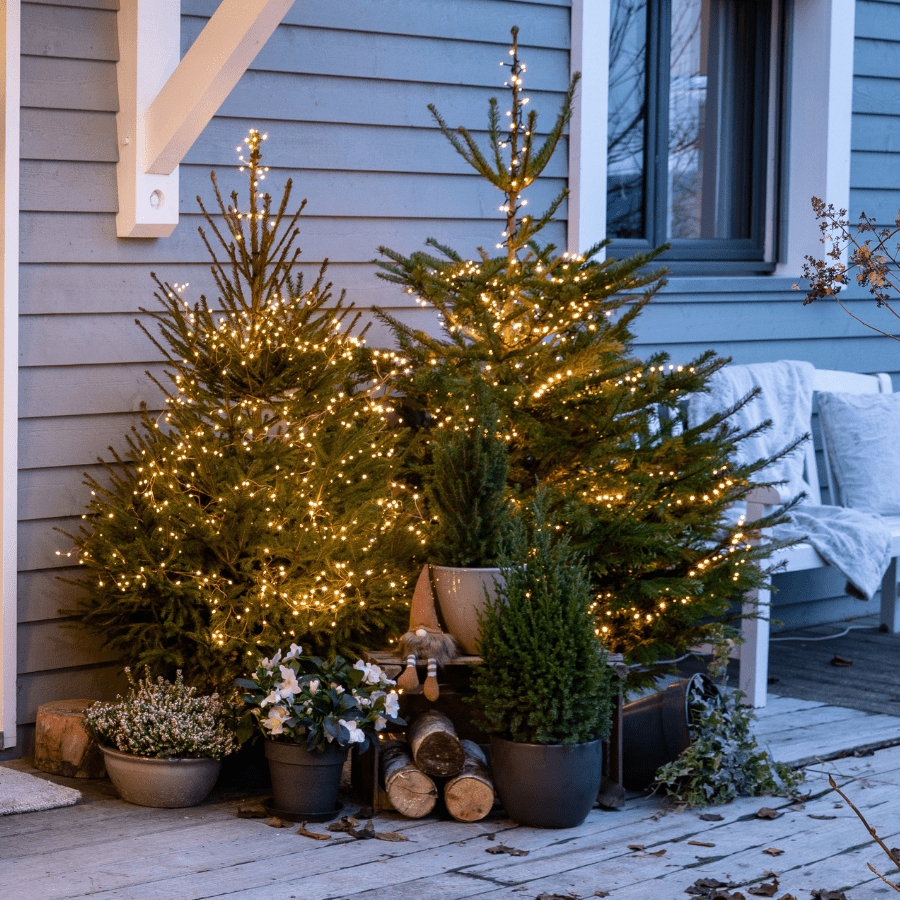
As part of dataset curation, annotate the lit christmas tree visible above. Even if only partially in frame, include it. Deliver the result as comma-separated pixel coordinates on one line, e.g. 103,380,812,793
61,131,417,689
377,30,785,680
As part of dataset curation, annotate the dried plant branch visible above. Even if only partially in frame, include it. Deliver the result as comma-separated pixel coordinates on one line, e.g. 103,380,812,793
829,774,900,893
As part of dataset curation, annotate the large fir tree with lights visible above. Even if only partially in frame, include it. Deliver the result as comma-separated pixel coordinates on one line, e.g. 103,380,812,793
377,29,787,680
62,131,416,689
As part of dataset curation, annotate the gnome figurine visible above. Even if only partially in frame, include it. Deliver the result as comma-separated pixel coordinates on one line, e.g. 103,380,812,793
396,566,460,700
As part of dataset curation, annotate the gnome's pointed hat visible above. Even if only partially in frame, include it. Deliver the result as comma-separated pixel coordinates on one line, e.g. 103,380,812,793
408,565,443,631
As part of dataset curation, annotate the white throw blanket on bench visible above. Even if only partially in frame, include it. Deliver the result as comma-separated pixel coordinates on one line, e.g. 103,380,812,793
688,360,892,600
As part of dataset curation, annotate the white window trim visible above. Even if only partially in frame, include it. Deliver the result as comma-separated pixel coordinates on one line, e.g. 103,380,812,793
1,0,20,750
569,0,856,275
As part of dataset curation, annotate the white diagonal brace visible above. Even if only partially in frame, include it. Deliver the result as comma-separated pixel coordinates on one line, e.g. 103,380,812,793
145,0,296,176
116,0,295,237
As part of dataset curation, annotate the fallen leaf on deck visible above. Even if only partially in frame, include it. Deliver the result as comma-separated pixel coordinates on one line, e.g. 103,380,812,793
327,816,361,833
833,803,843,808
889,847,900,862
830,655,852,667
810,890,846,900
354,806,375,819
594,892,610,898
699,813,725,821
628,843,647,851
807,814,836,820
689,841,716,847
296,822,330,840
535,894,578,900
486,844,529,857
372,830,410,842
686,876,734,894
644,849,667,857
266,816,291,828
235,805,268,818
746,878,779,896
756,807,780,819
762,848,785,856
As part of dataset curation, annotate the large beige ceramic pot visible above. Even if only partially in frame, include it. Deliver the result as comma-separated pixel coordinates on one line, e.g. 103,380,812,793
99,746,220,808
429,565,504,654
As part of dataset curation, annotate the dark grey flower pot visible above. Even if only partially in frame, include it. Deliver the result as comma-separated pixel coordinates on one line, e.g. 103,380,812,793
621,673,717,790
490,734,603,828
264,740,347,817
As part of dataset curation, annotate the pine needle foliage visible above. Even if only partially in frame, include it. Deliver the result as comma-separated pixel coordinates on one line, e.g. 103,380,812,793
425,378,512,567
469,491,614,746
375,29,792,685
59,131,417,690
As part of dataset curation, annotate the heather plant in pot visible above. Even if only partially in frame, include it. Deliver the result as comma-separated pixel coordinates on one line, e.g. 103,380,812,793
236,645,404,819
85,669,237,808
469,491,614,828
424,378,513,653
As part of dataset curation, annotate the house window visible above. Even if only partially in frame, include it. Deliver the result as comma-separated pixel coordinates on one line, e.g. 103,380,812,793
605,0,777,271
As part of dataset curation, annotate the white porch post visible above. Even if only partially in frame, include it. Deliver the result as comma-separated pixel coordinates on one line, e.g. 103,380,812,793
0,0,20,750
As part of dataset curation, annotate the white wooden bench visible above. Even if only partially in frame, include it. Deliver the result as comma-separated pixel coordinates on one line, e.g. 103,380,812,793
739,368,900,707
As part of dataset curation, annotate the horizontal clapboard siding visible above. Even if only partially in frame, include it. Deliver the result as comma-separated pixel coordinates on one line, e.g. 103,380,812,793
14,0,571,751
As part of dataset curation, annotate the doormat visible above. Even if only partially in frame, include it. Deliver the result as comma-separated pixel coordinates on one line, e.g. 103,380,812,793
0,766,80,815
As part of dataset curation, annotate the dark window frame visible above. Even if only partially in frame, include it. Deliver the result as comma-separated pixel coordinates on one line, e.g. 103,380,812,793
606,0,779,275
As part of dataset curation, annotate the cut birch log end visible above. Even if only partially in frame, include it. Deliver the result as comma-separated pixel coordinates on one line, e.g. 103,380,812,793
381,740,438,818
408,709,465,777
444,740,495,822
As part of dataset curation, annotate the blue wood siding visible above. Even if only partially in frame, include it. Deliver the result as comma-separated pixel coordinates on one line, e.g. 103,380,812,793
14,0,572,752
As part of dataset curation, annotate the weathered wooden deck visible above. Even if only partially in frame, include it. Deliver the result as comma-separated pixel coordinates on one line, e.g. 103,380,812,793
5,618,900,900
4,692,900,900
679,613,900,718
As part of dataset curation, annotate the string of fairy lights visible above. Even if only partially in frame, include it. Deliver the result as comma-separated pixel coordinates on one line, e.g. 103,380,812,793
63,32,764,668
62,129,423,660
384,32,761,646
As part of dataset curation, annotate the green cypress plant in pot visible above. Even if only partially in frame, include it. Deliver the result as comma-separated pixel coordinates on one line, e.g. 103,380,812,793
469,491,614,828
424,378,512,654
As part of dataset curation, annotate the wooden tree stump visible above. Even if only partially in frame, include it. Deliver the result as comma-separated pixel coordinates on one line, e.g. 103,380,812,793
444,739,495,822
34,700,106,778
408,709,465,777
381,740,438,818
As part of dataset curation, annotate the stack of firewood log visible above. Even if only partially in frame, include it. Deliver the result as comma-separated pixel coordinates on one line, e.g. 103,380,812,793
381,710,495,822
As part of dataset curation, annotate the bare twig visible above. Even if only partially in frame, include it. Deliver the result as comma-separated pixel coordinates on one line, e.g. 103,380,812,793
829,774,900,893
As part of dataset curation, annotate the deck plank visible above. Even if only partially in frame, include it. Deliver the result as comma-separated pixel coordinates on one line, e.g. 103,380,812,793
7,639,900,899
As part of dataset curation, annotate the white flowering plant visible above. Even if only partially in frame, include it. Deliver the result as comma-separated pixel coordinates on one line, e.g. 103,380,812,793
235,645,404,753
84,669,238,760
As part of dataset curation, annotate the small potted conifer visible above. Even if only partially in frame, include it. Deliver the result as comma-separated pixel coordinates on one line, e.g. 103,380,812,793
469,491,614,828
424,378,512,653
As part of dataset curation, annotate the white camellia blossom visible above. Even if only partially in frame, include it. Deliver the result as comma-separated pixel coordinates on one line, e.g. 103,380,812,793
339,719,366,743
260,649,282,672
308,678,320,695
284,643,303,660
384,692,400,718
278,665,303,697
261,687,282,708
262,706,288,735
354,659,389,685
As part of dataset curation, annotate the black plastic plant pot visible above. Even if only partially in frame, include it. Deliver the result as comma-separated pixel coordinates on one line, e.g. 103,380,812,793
621,673,717,790
490,734,604,828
